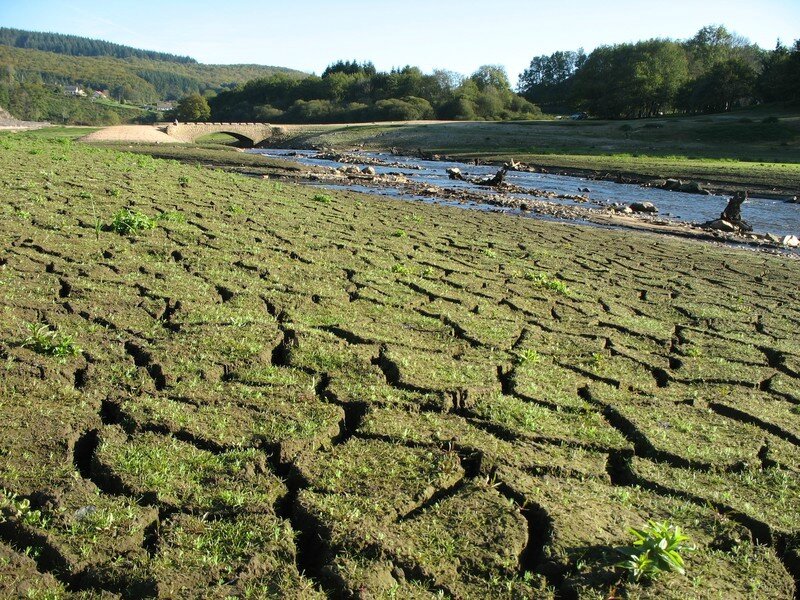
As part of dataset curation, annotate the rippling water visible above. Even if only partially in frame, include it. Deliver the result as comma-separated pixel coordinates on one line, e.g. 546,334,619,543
250,149,800,238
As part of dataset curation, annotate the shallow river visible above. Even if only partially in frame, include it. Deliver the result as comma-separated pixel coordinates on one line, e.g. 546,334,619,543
249,149,800,238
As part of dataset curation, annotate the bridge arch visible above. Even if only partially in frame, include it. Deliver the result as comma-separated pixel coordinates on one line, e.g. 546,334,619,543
164,122,275,146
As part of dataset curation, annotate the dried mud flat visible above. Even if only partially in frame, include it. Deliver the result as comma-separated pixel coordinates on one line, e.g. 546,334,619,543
0,135,798,599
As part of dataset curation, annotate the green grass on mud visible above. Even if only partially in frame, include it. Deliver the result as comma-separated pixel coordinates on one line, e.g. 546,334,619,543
0,132,798,598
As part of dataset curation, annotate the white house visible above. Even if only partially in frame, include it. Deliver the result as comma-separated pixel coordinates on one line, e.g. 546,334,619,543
63,85,86,97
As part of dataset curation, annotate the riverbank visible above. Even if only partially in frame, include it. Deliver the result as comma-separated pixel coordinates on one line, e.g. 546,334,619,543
263,108,800,200
40,104,799,200
97,141,797,253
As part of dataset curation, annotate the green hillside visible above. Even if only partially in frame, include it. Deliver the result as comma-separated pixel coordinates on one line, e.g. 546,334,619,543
0,29,306,125
0,44,305,103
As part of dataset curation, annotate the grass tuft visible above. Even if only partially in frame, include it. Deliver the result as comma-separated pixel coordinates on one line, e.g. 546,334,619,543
108,208,157,235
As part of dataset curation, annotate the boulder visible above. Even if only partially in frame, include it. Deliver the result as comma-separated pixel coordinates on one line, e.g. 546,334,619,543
766,233,782,243
704,219,737,233
629,202,658,214
446,167,465,181
362,166,376,176
681,181,710,195
781,235,799,248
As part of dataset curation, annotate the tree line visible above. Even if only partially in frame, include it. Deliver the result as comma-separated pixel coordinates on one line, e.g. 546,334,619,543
0,27,196,64
208,61,541,123
518,26,800,119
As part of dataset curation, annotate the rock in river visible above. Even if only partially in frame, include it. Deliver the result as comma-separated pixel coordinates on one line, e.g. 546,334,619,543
629,202,658,214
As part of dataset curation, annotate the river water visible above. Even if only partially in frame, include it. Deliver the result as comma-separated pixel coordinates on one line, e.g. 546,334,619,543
249,149,800,238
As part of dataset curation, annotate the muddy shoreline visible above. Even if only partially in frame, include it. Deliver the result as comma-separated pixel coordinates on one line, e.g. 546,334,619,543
262,135,799,201
245,149,799,256
84,140,798,256
472,158,797,202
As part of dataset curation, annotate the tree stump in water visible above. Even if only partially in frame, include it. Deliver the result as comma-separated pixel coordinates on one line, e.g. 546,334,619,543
475,165,509,187
703,191,753,233
720,191,752,232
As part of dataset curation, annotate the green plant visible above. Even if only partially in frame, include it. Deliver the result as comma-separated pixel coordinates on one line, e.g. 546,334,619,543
313,193,332,204
391,263,411,275
588,351,606,368
516,348,541,365
157,210,186,223
109,208,156,235
392,229,407,238
0,489,48,527
525,271,570,295
616,521,693,582
178,175,190,187
23,322,80,359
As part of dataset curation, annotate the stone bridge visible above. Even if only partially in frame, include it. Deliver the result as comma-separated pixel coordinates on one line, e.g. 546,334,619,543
164,122,278,146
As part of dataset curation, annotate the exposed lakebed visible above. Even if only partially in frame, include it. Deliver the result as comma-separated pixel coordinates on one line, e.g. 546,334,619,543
2,135,798,598
249,148,800,239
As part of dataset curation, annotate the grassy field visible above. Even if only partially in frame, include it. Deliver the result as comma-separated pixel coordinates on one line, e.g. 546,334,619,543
273,107,800,195
0,132,798,598
16,126,101,140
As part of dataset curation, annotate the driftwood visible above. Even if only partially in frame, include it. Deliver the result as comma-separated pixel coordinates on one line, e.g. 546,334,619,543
446,164,511,187
720,191,752,232
474,165,509,187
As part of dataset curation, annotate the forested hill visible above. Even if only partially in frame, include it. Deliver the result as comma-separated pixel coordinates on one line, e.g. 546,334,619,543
0,27,196,63
0,43,306,104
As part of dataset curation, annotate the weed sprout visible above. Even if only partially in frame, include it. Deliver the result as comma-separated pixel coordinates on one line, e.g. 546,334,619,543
23,322,80,359
616,520,693,582
109,208,157,235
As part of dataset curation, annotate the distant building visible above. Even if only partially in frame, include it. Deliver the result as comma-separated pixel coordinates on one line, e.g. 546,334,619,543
92,90,108,100
156,101,176,112
63,85,86,97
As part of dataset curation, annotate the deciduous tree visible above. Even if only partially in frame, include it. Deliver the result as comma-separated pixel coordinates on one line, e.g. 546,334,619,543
176,92,210,121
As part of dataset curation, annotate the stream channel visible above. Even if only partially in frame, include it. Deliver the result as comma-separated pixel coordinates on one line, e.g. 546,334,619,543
249,149,800,239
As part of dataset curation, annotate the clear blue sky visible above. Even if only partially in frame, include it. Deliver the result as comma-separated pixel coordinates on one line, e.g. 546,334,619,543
1,0,798,82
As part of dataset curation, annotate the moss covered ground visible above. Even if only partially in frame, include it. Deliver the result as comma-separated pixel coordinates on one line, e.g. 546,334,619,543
0,132,798,598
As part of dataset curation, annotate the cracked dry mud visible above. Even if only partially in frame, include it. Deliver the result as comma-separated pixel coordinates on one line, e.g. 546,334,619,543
0,135,798,599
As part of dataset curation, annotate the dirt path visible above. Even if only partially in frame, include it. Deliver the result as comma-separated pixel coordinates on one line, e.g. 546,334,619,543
80,125,181,143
